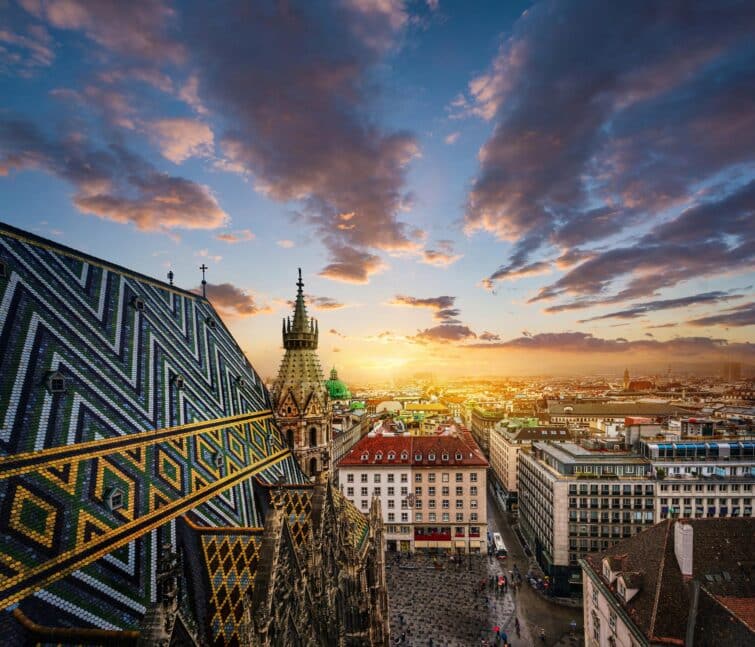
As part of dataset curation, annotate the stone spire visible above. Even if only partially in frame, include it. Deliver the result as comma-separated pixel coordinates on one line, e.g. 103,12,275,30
282,268,318,350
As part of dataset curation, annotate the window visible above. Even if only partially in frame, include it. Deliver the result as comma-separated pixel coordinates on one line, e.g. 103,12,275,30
442,513,449,522
309,427,318,448
387,474,395,483
415,453,422,461
456,513,463,522
106,487,125,512
442,486,449,496
400,474,408,483
442,453,449,461
361,500,368,509
428,474,436,483
415,513,423,522
361,474,368,483
470,500,478,509
429,499,436,508
401,500,407,509
429,513,436,522
415,474,422,483
456,473,463,482
387,500,395,508
455,452,463,460
388,513,395,522
456,486,463,496
442,473,449,483
428,487,436,496
609,610,617,632
456,500,463,509
428,453,435,461
400,451,409,460
205,315,217,329
347,474,354,483
470,473,478,482
373,487,381,496
470,486,477,496
131,296,146,311
388,451,395,460
415,487,422,496
388,487,395,496
401,513,409,522
375,452,383,461
400,487,408,495
361,487,368,496
470,512,478,521
442,500,449,509
172,374,185,390
415,499,422,509
347,487,354,496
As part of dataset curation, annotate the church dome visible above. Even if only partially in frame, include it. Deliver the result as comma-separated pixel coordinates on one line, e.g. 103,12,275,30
326,367,351,400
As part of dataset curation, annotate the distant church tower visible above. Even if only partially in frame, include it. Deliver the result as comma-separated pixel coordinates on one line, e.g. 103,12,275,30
623,367,630,391
272,269,330,479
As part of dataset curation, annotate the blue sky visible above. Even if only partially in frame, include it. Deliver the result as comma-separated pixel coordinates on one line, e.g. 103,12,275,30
1,0,753,381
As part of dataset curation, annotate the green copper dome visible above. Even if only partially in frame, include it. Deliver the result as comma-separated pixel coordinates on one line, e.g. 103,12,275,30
326,367,351,399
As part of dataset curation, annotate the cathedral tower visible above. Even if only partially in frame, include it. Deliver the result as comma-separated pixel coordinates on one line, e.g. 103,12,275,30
272,269,330,478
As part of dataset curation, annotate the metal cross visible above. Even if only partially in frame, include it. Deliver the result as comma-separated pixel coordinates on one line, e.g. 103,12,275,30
199,264,208,297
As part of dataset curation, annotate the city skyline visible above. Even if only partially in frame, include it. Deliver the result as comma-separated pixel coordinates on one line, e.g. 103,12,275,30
2,0,754,381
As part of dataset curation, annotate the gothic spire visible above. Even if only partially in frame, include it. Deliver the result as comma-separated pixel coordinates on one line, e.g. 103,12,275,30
281,268,318,350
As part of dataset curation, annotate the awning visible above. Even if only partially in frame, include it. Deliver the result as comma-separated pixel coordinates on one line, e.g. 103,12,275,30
468,540,480,547
435,541,453,548
455,540,466,547
414,541,428,548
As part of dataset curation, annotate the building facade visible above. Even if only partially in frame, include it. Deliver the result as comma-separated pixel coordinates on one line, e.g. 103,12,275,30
272,270,330,478
470,407,507,456
337,429,488,553
488,420,571,509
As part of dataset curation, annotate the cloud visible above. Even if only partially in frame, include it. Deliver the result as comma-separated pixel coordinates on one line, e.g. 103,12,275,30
466,331,754,359
199,282,271,318
687,302,755,328
277,239,294,249
332,347,341,353
444,131,460,145
479,331,500,341
195,249,223,263
319,245,386,284
421,239,462,267
215,229,254,244
287,295,347,311
329,328,346,337
646,323,677,330
0,118,228,234
19,0,185,62
390,295,460,323
533,180,755,307
481,260,551,290
0,22,54,73
179,74,207,114
148,118,214,163
577,291,744,323
414,324,477,343
180,1,419,283
461,1,755,291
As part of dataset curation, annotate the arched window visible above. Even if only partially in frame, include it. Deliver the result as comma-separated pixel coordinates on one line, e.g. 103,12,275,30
286,428,294,448
309,427,318,448
309,457,318,475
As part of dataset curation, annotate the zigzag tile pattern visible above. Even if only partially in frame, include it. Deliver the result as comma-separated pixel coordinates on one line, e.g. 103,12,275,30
0,224,306,633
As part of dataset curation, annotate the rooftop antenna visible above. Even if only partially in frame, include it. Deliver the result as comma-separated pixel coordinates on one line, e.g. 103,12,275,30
199,264,208,297
167,270,174,286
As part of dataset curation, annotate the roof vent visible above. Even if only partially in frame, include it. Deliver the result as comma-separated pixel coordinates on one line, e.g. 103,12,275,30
106,486,126,512
236,376,246,388
131,296,146,312
205,316,217,329
172,374,185,390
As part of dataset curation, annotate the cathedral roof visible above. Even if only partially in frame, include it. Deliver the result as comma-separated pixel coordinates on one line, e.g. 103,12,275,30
326,366,351,399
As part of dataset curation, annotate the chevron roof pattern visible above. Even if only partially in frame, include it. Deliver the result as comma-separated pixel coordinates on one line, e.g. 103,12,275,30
0,222,307,637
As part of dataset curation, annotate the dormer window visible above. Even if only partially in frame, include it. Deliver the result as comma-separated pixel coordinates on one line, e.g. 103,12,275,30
213,452,224,469
617,580,625,597
205,316,217,329
401,451,409,460
414,453,422,461
172,374,185,389
388,452,396,460
361,452,369,461
131,296,146,312
0,259,7,279
46,371,67,394
375,452,383,461
106,486,125,512
442,453,449,461
455,452,463,460
428,453,436,461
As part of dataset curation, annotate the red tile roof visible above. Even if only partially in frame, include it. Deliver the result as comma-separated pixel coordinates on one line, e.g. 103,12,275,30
337,430,488,467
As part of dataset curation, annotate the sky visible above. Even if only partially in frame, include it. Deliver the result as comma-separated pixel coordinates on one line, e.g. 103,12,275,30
1,0,754,382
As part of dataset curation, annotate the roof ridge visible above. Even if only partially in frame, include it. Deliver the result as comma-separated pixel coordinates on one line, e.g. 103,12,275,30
649,519,673,638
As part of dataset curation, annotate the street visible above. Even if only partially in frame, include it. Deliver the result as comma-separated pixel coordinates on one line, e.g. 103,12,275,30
486,486,583,646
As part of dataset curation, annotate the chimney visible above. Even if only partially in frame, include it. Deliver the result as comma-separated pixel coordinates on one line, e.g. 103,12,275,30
674,521,694,578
